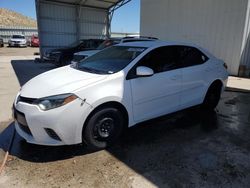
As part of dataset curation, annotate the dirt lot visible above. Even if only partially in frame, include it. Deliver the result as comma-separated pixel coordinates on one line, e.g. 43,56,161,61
0,46,39,56
0,53,250,187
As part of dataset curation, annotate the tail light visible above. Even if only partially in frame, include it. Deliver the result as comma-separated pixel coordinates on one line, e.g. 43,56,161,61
223,63,228,69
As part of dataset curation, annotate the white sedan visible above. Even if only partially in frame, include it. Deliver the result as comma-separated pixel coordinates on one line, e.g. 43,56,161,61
13,41,228,150
8,35,27,47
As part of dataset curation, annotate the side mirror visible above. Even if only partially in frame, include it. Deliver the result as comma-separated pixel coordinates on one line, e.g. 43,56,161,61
136,66,154,77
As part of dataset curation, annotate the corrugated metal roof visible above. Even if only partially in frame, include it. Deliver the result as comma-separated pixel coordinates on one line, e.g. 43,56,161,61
40,0,121,10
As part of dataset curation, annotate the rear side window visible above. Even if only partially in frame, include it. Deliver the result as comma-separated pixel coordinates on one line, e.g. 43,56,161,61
179,47,208,68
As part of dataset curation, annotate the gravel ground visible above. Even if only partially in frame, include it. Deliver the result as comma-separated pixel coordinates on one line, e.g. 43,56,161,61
0,59,250,188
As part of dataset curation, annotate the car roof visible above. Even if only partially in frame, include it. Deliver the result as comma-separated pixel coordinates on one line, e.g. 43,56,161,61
118,40,202,48
116,40,215,58
121,38,157,43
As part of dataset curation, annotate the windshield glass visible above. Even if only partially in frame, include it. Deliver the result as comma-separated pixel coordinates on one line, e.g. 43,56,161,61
13,35,25,39
76,46,146,74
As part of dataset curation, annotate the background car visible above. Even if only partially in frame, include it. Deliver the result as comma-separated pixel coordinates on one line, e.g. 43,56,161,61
30,35,39,47
43,39,104,66
8,35,27,47
0,37,4,47
73,36,158,63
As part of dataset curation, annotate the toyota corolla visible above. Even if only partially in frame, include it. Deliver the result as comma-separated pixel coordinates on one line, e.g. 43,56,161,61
13,41,228,150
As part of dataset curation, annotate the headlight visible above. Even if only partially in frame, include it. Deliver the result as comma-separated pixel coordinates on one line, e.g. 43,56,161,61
34,94,78,111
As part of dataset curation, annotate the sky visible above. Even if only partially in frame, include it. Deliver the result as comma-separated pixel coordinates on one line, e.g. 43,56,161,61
0,0,140,33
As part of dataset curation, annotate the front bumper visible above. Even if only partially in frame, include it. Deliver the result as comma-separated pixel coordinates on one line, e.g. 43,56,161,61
13,96,92,146
9,42,26,47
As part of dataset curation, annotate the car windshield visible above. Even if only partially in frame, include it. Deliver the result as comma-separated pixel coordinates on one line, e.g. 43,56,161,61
75,46,146,74
96,40,120,50
13,35,25,39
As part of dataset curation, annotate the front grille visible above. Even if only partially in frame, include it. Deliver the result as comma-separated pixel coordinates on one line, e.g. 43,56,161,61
14,108,32,136
18,96,36,104
14,109,27,125
19,123,32,135
45,128,61,141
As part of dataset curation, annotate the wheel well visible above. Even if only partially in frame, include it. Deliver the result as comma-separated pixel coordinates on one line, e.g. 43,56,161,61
82,101,129,136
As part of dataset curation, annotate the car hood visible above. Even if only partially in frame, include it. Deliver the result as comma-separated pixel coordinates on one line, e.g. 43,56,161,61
75,50,100,57
20,66,108,98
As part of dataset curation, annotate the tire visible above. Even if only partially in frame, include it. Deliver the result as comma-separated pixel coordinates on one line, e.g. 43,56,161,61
202,84,221,110
83,107,125,150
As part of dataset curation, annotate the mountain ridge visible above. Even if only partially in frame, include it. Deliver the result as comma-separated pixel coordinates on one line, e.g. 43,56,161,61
0,8,37,28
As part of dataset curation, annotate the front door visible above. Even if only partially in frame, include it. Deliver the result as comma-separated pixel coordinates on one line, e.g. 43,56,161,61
128,46,182,122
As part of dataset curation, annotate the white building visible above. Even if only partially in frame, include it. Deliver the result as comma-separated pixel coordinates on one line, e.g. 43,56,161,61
141,0,250,76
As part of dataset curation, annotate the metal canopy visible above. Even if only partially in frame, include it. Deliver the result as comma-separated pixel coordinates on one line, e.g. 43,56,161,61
40,0,130,10
38,0,131,37
36,0,131,58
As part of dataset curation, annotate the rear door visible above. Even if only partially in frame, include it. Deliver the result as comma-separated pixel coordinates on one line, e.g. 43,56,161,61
178,46,209,109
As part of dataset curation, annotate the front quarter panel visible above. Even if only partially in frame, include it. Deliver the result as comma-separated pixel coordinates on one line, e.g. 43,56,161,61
74,71,134,128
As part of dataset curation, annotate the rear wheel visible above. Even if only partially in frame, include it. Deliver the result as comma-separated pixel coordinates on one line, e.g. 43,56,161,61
83,107,125,150
202,83,222,110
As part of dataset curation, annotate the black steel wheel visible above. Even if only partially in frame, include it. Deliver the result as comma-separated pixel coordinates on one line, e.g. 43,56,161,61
83,107,125,150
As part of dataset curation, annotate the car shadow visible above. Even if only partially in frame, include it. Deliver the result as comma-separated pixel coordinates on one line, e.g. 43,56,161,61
0,122,91,162
0,107,218,164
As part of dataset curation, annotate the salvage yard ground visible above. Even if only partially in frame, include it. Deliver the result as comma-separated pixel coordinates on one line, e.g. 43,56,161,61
0,47,250,187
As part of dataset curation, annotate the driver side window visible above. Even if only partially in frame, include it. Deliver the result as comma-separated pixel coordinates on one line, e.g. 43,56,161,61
137,46,180,73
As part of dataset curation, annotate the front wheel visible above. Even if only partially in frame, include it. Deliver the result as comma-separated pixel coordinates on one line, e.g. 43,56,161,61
83,107,125,150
